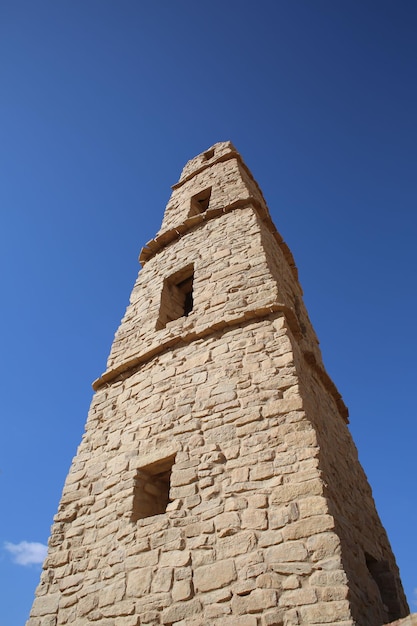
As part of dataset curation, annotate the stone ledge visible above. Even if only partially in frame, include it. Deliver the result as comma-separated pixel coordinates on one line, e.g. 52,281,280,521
139,197,298,286
92,307,348,423
304,351,349,422
93,305,300,390
385,615,417,626
173,142,240,188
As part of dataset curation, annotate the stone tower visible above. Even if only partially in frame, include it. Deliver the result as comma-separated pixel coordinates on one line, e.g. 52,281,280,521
28,142,409,626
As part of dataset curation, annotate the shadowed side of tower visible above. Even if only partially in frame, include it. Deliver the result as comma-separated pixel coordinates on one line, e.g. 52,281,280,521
28,142,408,626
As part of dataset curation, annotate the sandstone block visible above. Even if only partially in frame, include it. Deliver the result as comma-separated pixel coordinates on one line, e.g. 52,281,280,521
115,617,140,626
258,530,284,548
58,573,84,593
204,602,232,618
159,550,191,567
385,616,417,626
125,550,159,570
233,580,257,596
217,531,257,559
265,540,307,563
101,600,135,617
300,600,352,623
269,503,299,529
247,494,268,508
161,598,202,624
172,579,194,602
52,608,74,624
247,589,278,612
44,550,69,568
77,594,99,616
188,534,213,549
256,572,282,589
136,591,171,613
174,566,192,581
126,568,152,596
282,514,335,541
297,495,328,518
214,511,240,532
282,575,300,590
235,409,262,426
230,593,249,615
261,609,285,625
271,562,313,575
184,520,214,537
194,559,237,592
98,579,126,606
270,480,323,505
309,569,348,587
170,483,197,499
231,467,250,483
242,508,268,530
53,507,77,523
262,397,303,418
203,588,232,608
274,452,298,466
251,462,275,481
171,468,198,487
316,585,349,601
137,611,159,625
191,548,215,567
279,586,317,607
151,527,183,550
237,551,264,575
220,617,257,626
282,608,299,626
316,555,342,570
306,532,341,561
30,594,60,617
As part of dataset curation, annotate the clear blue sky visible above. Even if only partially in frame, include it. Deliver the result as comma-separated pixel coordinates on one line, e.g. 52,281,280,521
1,2,416,624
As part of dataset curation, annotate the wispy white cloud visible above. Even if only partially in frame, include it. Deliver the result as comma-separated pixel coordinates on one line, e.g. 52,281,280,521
4,541,47,566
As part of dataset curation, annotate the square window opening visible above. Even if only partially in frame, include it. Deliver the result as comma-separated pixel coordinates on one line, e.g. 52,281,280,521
365,553,402,622
156,264,194,330
132,455,176,521
203,148,214,160
189,187,212,217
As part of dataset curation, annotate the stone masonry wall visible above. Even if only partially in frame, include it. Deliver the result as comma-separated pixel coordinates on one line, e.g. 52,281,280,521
256,218,322,365
257,213,409,623
105,207,279,373
157,143,265,237
29,314,355,626
28,142,409,626
387,617,417,626
288,327,408,625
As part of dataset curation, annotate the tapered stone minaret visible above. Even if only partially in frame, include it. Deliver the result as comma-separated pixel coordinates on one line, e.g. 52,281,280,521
28,142,409,626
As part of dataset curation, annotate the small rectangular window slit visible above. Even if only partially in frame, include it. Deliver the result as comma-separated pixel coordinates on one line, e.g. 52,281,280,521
189,187,212,217
132,455,176,521
156,264,194,329
203,148,214,160
365,553,402,622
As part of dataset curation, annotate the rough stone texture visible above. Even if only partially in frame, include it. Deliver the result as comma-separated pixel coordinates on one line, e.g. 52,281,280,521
28,142,410,625
386,616,417,626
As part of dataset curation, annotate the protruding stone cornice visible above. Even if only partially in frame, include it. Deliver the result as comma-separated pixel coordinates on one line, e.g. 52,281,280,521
139,198,299,286
172,146,245,189
92,305,348,423
93,305,300,391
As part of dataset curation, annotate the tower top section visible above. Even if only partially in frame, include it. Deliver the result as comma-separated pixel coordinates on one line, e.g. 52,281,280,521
94,142,347,422
140,141,271,265
175,141,238,186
